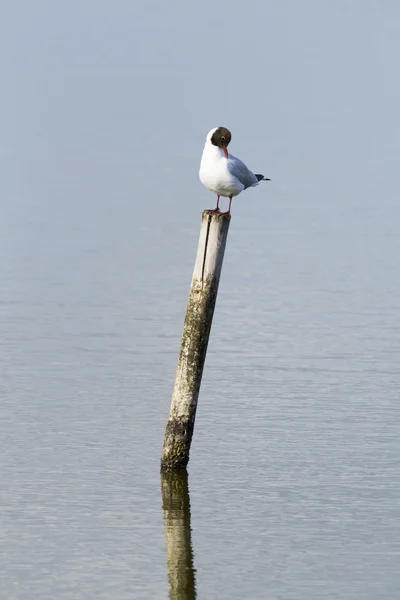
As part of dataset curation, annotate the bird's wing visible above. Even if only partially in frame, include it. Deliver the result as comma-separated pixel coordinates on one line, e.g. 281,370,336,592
227,154,259,189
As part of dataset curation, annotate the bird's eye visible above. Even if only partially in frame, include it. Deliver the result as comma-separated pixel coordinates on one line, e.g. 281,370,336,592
221,136,225,141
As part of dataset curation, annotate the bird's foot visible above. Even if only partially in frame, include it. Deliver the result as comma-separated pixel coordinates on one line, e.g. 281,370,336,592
208,207,222,214
219,211,231,219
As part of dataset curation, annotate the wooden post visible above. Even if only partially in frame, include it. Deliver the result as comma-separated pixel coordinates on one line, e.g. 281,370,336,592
161,210,230,471
161,471,196,599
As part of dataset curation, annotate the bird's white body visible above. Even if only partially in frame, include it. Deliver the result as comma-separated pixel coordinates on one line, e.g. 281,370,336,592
200,144,244,197
199,127,261,198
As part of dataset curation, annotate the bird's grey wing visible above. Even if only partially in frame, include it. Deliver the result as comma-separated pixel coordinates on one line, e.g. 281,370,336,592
227,154,258,189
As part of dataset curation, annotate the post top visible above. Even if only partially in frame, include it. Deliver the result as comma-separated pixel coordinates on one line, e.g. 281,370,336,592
202,209,231,221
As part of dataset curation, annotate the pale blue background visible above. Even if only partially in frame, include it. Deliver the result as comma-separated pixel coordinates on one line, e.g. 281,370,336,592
1,2,400,599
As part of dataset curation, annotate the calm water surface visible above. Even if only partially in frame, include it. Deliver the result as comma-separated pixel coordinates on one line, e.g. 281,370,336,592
1,189,399,599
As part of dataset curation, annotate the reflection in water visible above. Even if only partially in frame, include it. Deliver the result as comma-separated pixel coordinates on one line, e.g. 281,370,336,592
161,471,197,600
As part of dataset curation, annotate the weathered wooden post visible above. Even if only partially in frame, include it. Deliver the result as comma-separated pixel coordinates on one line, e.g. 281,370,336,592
161,209,230,471
161,471,196,599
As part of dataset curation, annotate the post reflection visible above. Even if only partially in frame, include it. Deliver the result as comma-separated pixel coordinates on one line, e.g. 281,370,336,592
161,470,197,600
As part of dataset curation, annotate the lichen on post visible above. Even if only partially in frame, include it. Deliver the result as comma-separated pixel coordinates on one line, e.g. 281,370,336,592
161,210,230,471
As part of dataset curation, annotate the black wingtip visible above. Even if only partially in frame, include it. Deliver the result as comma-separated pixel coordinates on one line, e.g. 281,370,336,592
255,174,271,182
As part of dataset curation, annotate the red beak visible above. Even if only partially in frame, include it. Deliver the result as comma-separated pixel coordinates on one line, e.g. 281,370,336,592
223,148,228,158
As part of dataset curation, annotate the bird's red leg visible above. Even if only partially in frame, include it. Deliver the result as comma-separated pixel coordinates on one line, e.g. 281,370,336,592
209,195,221,213
221,196,232,218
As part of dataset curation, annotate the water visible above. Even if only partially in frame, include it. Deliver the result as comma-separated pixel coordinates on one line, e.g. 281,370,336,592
3,1,400,597
1,188,399,599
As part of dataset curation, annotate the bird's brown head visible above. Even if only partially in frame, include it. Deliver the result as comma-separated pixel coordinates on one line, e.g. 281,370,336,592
210,126,231,158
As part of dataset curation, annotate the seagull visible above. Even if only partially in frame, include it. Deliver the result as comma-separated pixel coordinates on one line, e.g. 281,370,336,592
199,126,270,217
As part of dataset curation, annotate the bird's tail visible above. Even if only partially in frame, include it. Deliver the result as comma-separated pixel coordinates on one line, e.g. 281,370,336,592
255,174,271,181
